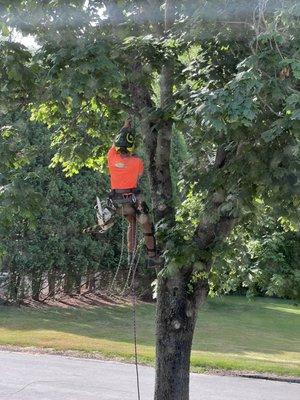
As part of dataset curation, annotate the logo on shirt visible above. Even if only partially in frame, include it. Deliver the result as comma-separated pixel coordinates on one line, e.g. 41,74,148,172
115,162,125,168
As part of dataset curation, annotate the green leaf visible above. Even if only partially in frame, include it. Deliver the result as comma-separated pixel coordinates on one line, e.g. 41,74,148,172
261,126,281,143
0,22,10,37
291,109,300,120
291,61,300,80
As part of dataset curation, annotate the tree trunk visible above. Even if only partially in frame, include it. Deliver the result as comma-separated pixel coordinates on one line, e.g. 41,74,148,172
64,274,73,295
155,276,195,400
126,4,236,400
48,270,56,298
154,271,208,400
31,274,41,301
7,264,20,302
86,270,96,291
75,274,82,294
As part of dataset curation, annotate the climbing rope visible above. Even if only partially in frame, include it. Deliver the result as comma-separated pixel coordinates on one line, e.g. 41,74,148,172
121,235,143,296
132,266,141,400
129,210,142,400
107,197,142,399
108,206,126,294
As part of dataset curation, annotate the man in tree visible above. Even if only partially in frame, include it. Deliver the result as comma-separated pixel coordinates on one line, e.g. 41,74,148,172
107,119,162,267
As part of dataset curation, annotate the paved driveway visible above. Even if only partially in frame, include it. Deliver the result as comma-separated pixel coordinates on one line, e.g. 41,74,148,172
0,351,299,400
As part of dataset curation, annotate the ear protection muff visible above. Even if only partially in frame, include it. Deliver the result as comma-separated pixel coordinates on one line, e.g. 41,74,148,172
126,132,135,153
114,127,135,151
126,132,135,146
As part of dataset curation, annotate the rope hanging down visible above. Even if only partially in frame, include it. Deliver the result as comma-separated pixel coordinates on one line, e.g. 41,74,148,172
132,268,141,400
129,204,141,400
108,206,143,297
108,204,142,400
121,235,143,296
109,206,126,294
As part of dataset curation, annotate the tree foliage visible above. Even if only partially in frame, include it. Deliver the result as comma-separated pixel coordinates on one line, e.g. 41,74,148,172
1,1,299,398
211,201,300,300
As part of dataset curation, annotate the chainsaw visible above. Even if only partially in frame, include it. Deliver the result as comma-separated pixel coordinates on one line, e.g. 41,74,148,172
95,196,115,233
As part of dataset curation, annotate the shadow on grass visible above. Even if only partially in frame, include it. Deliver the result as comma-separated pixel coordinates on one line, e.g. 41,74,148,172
0,296,299,358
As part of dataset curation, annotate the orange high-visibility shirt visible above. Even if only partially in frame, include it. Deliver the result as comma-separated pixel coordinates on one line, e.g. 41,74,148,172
107,146,144,189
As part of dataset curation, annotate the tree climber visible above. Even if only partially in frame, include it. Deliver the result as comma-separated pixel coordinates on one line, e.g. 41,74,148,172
99,119,162,268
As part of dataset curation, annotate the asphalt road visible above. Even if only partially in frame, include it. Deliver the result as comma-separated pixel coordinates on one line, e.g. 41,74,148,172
0,351,299,400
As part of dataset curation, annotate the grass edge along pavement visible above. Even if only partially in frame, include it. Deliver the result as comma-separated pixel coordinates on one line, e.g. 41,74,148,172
0,345,299,384
0,296,299,378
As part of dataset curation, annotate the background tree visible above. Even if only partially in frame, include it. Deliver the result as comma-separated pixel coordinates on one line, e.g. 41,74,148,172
211,201,300,301
0,36,121,302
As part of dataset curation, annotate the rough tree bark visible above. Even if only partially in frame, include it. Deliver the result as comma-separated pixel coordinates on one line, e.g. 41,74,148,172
155,268,209,400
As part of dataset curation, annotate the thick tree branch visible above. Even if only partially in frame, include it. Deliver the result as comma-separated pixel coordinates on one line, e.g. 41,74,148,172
194,144,237,259
155,0,176,222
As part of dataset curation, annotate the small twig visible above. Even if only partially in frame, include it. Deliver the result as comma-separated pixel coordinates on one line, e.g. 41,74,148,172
274,40,284,60
219,20,253,28
258,95,282,117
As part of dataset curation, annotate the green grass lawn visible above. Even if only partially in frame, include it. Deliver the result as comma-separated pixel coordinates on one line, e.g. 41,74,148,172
0,296,299,376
